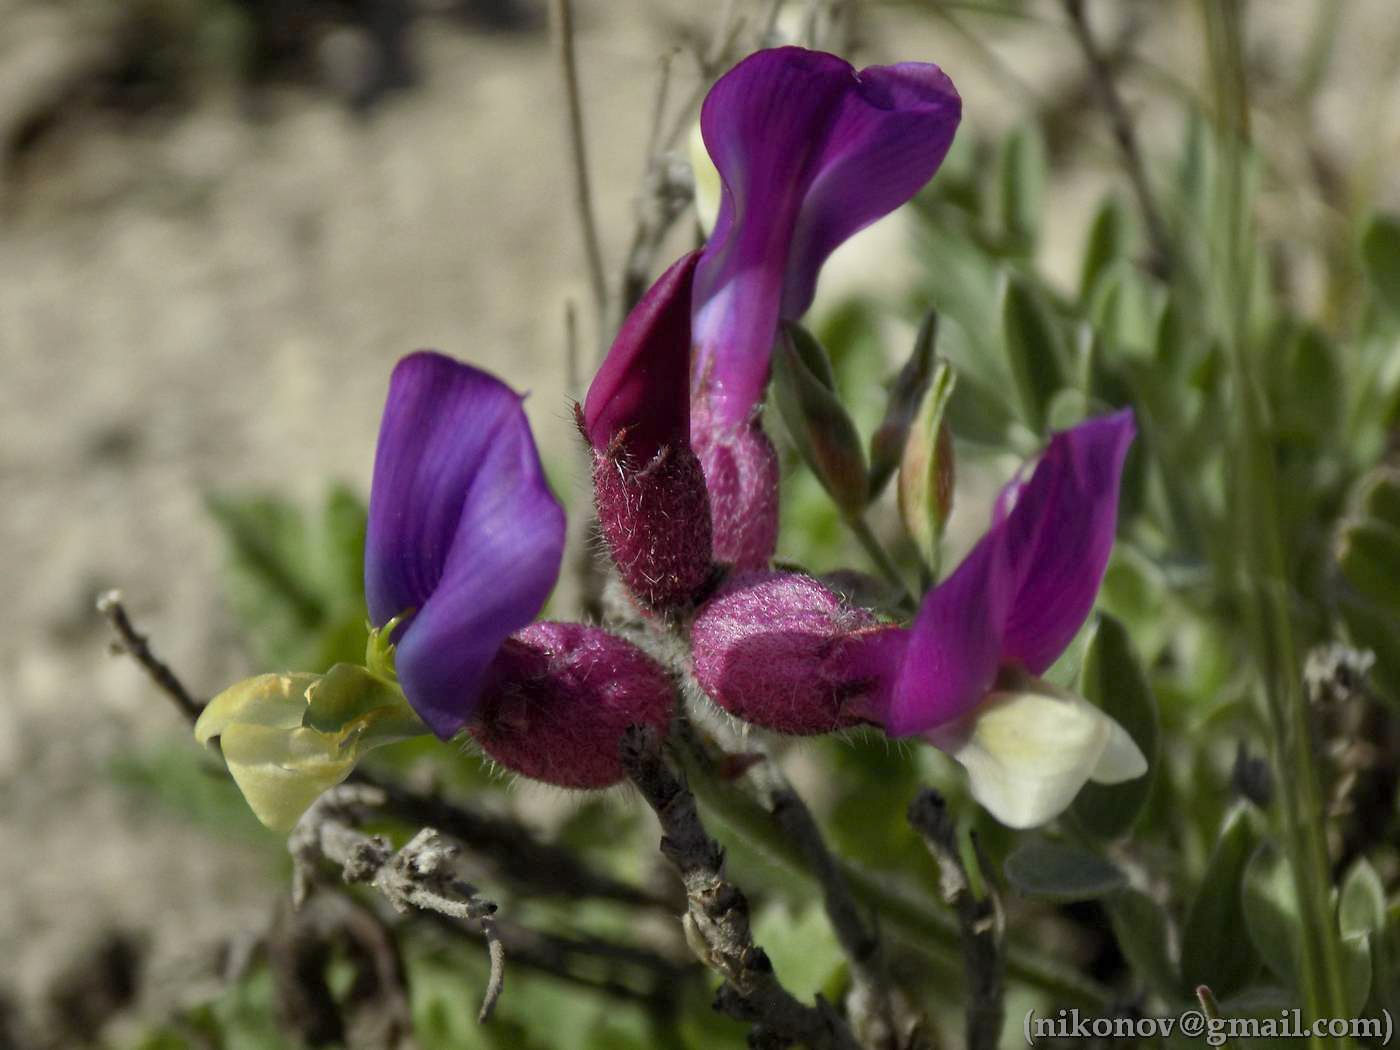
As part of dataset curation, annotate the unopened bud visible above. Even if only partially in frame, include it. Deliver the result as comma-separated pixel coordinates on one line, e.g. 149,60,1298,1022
771,322,868,518
869,309,939,500
690,572,903,735
897,359,956,574
472,622,675,788
584,253,714,609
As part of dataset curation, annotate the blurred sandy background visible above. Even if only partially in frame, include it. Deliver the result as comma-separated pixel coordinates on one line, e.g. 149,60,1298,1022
2,0,1398,1041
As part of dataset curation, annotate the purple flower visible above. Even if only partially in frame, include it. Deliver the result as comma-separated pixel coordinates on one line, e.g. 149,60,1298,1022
687,411,1145,827
879,410,1137,735
583,253,714,609
873,410,1145,827
689,46,961,567
691,46,961,428
366,351,566,739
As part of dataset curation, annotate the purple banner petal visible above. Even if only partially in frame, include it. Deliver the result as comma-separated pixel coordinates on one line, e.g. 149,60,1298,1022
365,351,565,738
997,409,1136,674
781,62,960,318
692,47,960,427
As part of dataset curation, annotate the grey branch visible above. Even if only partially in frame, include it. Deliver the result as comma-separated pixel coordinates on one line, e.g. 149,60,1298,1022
620,725,862,1050
766,784,919,1050
1062,0,1174,280
907,790,1004,1050
289,785,506,1023
96,590,204,720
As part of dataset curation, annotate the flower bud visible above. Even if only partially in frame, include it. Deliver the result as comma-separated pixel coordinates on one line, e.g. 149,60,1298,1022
690,572,902,734
771,323,868,518
691,402,781,572
471,622,675,787
897,359,956,574
584,253,714,610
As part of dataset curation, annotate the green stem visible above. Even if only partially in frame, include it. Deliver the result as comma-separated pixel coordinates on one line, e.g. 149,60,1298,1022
1201,4,1349,1043
846,513,916,606
671,734,1112,1008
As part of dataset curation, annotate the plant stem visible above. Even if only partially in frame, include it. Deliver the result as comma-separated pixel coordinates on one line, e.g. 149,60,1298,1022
846,513,916,606
1201,3,1349,1043
670,732,1112,1008
549,0,609,343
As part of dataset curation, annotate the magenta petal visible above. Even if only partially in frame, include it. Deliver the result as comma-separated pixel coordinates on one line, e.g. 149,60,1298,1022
693,48,853,426
780,62,960,318
583,251,699,459
883,524,1014,736
692,49,960,427
998,409,1136,674
365,352,565,738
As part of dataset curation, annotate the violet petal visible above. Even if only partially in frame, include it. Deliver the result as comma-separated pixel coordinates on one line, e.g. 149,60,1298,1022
365,351,565,738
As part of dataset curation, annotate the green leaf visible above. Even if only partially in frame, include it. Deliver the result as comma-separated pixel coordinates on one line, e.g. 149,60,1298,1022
1336,516,1400,619
1264,322,1343,445
1242,840,1300,987
998,123,1046,255
1339,858,1387,937
772,323,868,517
1338,858,1385,1015
1106,887,1178,1001
206,486,369,671
751,902,845,1001
1087,260,1160,360
320,482,368,604
869,309,939,500
1361,213,1400,317
1079,195,1131,304
1071,614,1160,838
1357,467,1400,531
1001,272,1066,433
1181,805,1263,997
1002,840,1126,902
896,358,956,574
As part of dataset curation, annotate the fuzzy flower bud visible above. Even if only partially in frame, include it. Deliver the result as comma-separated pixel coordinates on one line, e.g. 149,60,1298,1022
690,572,901,734
583,252,714,610
471,622,675,787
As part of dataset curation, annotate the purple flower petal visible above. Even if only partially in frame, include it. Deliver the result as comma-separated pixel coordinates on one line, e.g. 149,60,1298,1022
365,351,565,738
997,409,1136,674
882,411,1135,735
882,521,1013,735
692,47,960,427
583,251,699,459
780,62,960,319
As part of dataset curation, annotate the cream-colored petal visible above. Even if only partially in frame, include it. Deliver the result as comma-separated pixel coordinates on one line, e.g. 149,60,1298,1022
928,685,1143,829
196,667,428,832
194,672,319,746
689,121,722,237
218,723,355,832
1090,715,1148,784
